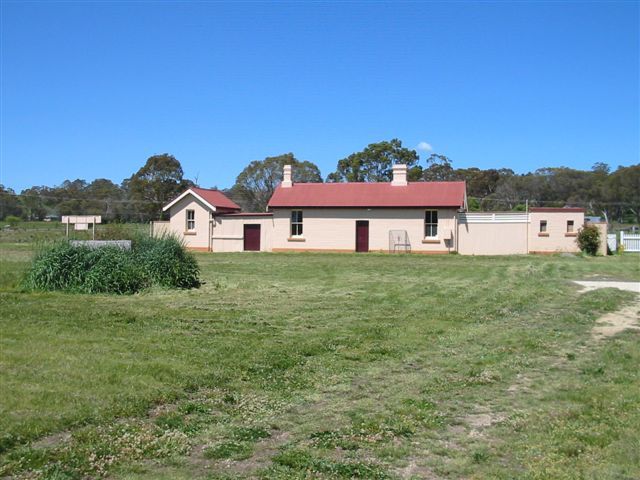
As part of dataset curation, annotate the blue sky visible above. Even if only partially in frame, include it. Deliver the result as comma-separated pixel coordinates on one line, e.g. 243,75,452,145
1,1,638,192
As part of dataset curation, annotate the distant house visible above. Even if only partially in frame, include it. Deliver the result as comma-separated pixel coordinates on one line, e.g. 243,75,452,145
155,165,593,255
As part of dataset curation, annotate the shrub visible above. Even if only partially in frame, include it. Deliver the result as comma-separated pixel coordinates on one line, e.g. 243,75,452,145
576,224,601,256
5,215,21,228
23,236,200,294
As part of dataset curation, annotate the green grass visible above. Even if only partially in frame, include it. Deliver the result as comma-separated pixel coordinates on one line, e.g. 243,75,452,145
0,221,147,244
0,243,639,479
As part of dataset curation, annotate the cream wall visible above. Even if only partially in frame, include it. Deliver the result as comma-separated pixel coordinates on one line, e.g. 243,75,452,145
211,215,274,252
589,222,608,256
528,211,584,253
168,196,212,250
162,194,592,256
458,222,528,255
269,208,457,253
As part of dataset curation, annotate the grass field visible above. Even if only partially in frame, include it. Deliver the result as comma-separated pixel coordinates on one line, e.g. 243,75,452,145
0,221,148,244
0,242,639,479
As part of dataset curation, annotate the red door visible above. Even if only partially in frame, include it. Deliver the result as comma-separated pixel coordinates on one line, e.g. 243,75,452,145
355,221,369,252
243,224,261,251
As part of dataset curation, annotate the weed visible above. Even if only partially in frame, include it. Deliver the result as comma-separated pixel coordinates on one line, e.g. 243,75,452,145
204,441,253,460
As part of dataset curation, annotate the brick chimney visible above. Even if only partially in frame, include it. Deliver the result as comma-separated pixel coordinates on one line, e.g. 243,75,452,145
391,164,407,186
282,164,293,188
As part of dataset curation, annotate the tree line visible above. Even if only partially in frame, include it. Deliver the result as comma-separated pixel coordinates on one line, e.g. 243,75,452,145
1,139,638,224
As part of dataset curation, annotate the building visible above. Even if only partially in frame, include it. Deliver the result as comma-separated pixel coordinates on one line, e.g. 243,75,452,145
158,187,241,251
154,164,592,255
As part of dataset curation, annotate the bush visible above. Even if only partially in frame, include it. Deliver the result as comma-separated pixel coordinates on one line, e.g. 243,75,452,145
576,224,601,256
5,215,21,228
23,236,200,294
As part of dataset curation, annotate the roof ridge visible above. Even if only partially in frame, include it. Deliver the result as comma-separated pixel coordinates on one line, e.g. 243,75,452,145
283,180,466,186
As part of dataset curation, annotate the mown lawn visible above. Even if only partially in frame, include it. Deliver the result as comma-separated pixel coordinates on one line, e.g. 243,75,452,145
0,244,639,479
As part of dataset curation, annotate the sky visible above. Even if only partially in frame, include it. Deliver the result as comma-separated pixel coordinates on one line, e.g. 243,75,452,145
1,1,638,192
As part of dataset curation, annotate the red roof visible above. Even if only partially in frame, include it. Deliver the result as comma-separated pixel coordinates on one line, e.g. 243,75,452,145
530,207,585,213
191,187,241,211
267,182,466,209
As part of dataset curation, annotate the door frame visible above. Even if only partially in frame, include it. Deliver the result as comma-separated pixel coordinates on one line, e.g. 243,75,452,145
355,220,369,253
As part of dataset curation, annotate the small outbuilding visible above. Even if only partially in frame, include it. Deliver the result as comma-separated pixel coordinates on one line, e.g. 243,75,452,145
157,187,241,251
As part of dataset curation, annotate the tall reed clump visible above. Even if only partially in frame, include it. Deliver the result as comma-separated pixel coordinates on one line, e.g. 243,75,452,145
23,236,200,294
133,236,200,289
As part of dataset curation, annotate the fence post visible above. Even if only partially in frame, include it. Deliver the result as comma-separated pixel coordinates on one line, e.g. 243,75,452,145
620,231,624,248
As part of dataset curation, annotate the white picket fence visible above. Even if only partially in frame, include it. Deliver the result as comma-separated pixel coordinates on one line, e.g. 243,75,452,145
607,234,617,252
620,231,640,252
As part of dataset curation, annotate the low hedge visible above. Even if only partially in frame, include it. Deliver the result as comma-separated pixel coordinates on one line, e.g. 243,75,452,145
23,235,200,294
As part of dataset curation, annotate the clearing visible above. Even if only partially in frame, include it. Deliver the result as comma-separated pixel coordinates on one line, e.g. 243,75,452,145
0,243,639,479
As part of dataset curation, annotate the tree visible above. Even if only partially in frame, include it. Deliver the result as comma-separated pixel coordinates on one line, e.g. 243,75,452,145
607,165,640,223
55,179,89,216
456,168,504,198
85,179,124,221
0,185,23,220
125,154,192,221
422,154,457,181
20,187,48,220
592,162,610,175
232,153,322,212
326,139,421,182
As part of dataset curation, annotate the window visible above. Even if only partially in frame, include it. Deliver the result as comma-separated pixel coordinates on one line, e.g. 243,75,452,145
425,210,438,238
291,210,303,236
567,220,574,233
186,210,195,231
540,220,547,233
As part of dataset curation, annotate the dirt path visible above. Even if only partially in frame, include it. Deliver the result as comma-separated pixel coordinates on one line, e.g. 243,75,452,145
573,280,640,339
591,298,640,339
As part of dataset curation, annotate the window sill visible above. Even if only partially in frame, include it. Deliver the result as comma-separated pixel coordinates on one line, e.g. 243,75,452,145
287,237,306,242
565,233,577,237
422,238,440,244
183,231,197,236
538,233,549,237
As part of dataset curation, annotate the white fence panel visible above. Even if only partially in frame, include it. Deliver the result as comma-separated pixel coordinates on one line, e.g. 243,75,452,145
459,212,529,224
607,234,617,252
621,232,640,252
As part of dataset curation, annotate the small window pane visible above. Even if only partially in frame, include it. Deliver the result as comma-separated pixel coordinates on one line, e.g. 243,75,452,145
291,210,303,236
567,220,574,232
186,210,195,230
540,220,547,233
425,210,438,238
